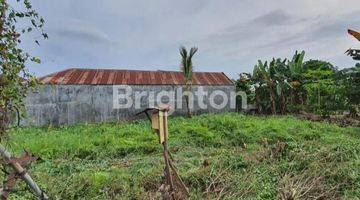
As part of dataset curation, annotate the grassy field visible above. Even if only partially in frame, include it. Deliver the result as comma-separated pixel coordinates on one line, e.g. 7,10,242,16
3,113,360,199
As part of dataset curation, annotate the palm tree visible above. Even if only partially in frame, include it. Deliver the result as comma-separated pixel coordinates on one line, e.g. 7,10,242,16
179,46,198,118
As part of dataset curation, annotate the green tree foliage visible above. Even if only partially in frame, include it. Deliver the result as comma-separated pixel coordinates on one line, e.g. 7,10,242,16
253,60,277,114
303,60,346,116
244,52,308,114
335,64,360,116
0,0,46,136
234,73,253,112
287,51,306,108
236,52,359,116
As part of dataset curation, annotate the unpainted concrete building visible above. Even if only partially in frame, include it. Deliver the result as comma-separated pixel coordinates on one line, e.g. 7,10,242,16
24,68,235,126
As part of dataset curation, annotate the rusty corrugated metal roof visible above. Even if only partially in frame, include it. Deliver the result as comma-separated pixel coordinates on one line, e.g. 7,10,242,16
39,68,234,86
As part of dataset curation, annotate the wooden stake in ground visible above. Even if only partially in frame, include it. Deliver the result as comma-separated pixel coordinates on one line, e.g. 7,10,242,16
138,106,189,199
0,145,49,200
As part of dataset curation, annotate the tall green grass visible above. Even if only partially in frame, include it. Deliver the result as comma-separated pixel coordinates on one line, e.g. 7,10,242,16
3,113,360,199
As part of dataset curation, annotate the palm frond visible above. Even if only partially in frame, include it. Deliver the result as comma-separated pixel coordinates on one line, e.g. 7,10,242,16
189,47,198,59
179,46,197,81
179,46,188,75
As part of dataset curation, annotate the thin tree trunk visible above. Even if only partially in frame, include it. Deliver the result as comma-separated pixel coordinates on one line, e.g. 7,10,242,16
294,88,300,105
0,145,49,200
269,88,277,115
281,93,287,114
185,84,192,118
185,94,192,118
255,89,263,114
318,87,321,107
302,89,307,106
0,108,8,136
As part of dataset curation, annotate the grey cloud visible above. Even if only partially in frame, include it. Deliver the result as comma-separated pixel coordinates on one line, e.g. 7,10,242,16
199,8,360,76
20,0,360,78
251,9,295,26
306,12,360,40
262,11,360,50
53,20,113,45
200,9,301,50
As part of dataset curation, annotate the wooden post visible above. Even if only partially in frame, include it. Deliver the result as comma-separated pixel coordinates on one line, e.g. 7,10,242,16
163,141,175,199
157,109,173,198
147,106,189,199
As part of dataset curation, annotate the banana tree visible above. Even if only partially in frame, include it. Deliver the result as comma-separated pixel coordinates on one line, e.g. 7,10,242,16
287,51,306,105
273,58,292,114
252,66,265,113
179,46,198,118
253,60,278,114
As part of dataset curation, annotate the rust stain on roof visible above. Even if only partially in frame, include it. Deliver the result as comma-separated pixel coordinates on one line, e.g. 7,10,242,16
39,68,233,86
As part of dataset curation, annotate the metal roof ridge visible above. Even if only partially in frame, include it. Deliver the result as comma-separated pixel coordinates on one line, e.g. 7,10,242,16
39,67,234,86
42,67,228,74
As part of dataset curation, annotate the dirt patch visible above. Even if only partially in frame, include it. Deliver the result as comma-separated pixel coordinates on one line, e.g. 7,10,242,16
295,112,360,127
244,140,288,164
142,175,162,192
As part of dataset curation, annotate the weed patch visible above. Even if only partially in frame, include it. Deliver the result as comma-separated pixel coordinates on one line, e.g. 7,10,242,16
3,113,359,199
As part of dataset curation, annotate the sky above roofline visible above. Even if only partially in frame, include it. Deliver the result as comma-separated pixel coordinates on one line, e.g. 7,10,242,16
19,0,360,79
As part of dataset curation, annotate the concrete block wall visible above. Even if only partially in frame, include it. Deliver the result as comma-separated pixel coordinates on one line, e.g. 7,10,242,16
23,84,235,126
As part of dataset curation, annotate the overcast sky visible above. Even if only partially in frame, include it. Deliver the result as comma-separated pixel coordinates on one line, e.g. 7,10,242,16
20,0,360,78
